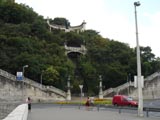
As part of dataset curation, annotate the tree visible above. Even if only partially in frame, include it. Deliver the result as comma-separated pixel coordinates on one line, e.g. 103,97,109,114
141,46,155,62
51,17,70,28
0,2,37,24
0,2,159,94
43,66,59,86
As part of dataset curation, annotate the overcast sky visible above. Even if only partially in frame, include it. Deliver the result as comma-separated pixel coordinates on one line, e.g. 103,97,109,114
15,0,160,57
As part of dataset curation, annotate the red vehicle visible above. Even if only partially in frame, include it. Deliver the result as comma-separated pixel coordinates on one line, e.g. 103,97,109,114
112,95,138,107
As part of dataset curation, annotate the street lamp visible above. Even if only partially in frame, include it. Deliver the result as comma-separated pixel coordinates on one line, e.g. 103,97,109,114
22,65,28,101
134,1,143,117
40,70,44,88
127,73,131,95
79,85,83,108
23,65,28,78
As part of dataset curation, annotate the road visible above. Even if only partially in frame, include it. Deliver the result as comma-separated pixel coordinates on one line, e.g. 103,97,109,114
27,103,160,120
143,99,160,117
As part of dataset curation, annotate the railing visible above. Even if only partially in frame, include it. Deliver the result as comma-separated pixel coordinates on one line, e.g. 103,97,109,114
0,102,20,120
144,72,160,81
103,82,134,96
2,104,28,120
114,82,133,92
47,19,85,32
65,46,86,52
144,107,160,117
64,45,87,55
96,105,160,118
103,88,113,95
23,77,66,96
58,103,160,118
0,69,66,97
0,69,16,81
103,72,160,96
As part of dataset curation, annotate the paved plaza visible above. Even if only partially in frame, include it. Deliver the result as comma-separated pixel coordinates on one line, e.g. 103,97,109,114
28,104,160,120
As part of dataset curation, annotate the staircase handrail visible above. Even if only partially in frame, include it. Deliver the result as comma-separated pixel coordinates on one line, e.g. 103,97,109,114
24,77,66,96
0,69,66,97
144,72,159,81
103,71,159,96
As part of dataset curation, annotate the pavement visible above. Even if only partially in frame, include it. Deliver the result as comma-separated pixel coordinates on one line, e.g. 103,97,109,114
27,104,160,120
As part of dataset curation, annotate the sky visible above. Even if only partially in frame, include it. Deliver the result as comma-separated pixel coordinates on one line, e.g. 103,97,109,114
15,0,160,57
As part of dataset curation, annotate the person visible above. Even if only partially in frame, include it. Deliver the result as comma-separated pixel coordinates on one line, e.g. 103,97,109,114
26,97,31,111
85,97,90,107
90,97,94,106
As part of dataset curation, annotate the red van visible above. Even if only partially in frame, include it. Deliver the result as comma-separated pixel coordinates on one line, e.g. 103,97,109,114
112,95,138,107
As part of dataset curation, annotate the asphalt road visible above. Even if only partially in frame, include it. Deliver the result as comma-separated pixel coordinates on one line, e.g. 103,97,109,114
143,99,160,117
27,103,160,120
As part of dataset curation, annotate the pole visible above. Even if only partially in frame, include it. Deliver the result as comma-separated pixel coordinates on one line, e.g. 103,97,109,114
79,85,83,108
40,71,43,88
127,75,129,95
134,1,143,117
66,76,71,100
40,73,42,87
22,66,25,101
22,65,28,101
99,75,103,99
128,73,131,94
80,88,82,106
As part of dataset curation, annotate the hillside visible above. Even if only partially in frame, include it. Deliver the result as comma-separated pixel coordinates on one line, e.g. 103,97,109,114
0,2,160,95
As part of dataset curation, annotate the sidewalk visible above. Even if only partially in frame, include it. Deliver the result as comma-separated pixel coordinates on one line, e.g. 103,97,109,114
28,104,160,120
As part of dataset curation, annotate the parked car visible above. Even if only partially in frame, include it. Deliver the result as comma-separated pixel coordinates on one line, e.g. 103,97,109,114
112,95,138,107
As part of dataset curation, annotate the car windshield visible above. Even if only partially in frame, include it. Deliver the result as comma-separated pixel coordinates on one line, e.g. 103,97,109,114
126,97,133,101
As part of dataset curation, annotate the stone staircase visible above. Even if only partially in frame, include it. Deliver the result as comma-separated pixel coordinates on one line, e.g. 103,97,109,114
0,69,66,100
103,72,160,99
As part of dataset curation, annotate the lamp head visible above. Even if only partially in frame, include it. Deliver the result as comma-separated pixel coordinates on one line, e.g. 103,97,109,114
24,65,28,68
79,85,83,89
134,1,140,6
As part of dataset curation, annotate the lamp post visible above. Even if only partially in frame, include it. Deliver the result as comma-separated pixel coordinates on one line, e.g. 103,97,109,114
99,75,103,99
23,65,28,78
79,85,83,108
66,76,71,101
134,1,143,117
40,70,44,88
22,65,28,101
127,73,131,95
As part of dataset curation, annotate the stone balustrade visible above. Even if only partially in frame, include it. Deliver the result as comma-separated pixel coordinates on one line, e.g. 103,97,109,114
0,69,66,98
64,44,87,55
103,72,160,99
3,104,28,120
47,19,86,33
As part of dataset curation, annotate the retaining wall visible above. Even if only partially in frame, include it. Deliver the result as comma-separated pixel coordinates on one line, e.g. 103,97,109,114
0,69,66,102
3,104,28,120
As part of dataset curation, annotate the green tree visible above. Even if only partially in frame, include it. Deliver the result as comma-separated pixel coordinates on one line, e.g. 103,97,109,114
43,66,60,86
51,17,70,28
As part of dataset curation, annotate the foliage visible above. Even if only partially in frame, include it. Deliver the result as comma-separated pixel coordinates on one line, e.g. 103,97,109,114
0,2,160,95
43,66,59,85
0,2,37,24
50,17,70,28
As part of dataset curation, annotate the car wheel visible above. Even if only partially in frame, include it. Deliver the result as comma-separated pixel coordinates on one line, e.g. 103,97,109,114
114,103,118,106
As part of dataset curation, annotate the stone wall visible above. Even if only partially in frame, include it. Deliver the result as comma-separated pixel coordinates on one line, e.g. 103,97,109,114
0,69,66,102
3,104,28,120
131,75,160,99
104,72,160,100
